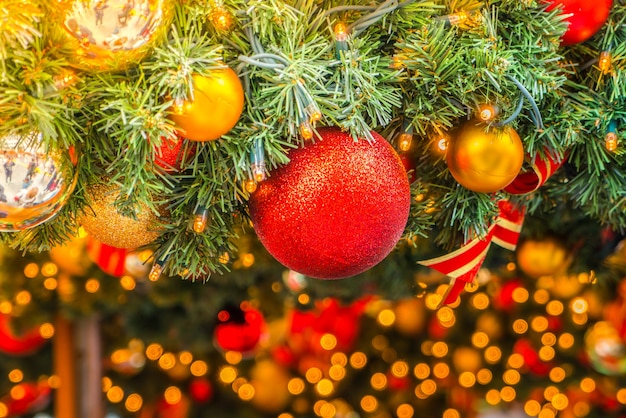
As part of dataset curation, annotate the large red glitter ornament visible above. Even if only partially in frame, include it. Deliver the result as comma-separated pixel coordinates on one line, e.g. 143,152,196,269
545,0,613,46
248,127,411,279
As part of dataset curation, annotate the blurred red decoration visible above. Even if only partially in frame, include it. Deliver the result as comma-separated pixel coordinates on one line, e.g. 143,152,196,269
493,279,523,312
214,303,266,354
0,314,46,356
188,378,213,404
87,236,128,277
1,381,51,416
513,339,551,376
544,0,613,46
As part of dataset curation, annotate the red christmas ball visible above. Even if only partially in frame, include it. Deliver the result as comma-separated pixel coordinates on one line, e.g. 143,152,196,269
214,304,265,354
248,127,411,279
0,314,46,356
188,378,213,404
545,0,613,46
154,135,196,172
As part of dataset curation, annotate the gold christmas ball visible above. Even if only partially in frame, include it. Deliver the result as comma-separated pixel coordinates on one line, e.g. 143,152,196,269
168,69,245,141
49,230,92,276
446,120,524,193
0,131,77,231
80,182,160,249
53,0,174,72
249,359,291,413
516,238,570,279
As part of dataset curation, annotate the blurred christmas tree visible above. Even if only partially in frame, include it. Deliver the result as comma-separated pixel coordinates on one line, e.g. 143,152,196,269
0,0,625,417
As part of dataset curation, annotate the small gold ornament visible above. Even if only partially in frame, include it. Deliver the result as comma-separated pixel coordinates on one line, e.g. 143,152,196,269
446,120,524,193
168,68,245,141
516,237,570,279
53,0,174,72
80,182,160,249
0,132,77,231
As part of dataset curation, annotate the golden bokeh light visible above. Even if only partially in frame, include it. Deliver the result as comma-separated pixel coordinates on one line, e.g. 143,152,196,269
305,367,322,384
471,331,489,348
458,371,476,388
316,378,334,396
391,361,409,378
331,352,347,366
23,263,39,278
125,394,143,412
432,363,450,379
512,288,529,304
370,372,388,390
484,346,502,364
500,386,516,402
146,344,163,360
349,352,367,369
558,333,575,350
485,389,501,405
329,364,346,381
377,309,396,327
502,369,520,385
320,333,338,351
476,368,492,385
360,395,378,412
7,370,22,383
524,399,541,416
190,360,209,376
158,353,176,370
107,386,124,403
507,353,524,369
219,366,237,384
288,378,305,395
164,386,182,404
414,363,430,379
512,319,529,334
397,403,414,418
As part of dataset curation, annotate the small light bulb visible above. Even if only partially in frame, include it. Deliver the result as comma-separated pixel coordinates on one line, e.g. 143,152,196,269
598,51,612,74
334,22,348,42
210,6,232,31
193,210,208,233
252,164,266,182
300,121,313,140
306,103,322,123
478,104,498,122
390,55,404,69
437,137,448,151
54,69,76,89
448,11,468,25
173,98,185,115
149,264,162,282
606,131,618,151
398,132,412,152
244,179,257,193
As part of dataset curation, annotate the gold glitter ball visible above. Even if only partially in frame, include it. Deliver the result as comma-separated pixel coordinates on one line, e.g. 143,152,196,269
80,183,160,249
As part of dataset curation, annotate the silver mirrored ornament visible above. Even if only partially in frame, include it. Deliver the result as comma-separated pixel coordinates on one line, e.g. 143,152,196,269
0,132,77,231
55,0,174,72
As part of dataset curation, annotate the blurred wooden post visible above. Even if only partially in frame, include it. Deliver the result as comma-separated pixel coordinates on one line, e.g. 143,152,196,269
76,315,104,418
53,313,76,418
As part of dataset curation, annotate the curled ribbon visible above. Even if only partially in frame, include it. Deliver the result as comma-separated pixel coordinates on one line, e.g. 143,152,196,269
419,201,525,306
420,151,566,306
505,152,565,195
